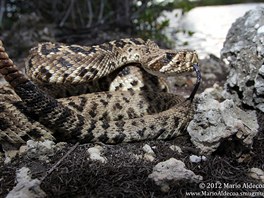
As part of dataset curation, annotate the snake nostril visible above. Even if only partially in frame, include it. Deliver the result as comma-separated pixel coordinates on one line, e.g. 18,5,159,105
166,53,174,61
175,60,181,65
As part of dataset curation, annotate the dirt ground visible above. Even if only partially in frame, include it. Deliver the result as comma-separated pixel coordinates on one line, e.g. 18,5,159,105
1,125,263,197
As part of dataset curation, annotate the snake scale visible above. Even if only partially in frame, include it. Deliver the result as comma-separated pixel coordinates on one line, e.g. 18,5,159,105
0,38,200,149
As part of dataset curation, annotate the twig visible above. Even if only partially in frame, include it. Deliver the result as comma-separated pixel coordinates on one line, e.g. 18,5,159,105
40,142,79,182
86,0,93,28
97,0,105,24
76,3,85,27
131,1,148,20
0,0,6,28
59,0,75,27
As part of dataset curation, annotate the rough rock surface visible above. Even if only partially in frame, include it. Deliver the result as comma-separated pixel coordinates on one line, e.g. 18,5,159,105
87,145,107,163
255,65,264,111
23,140,67,162
189,155,207,163
148,158,202,192
142,144,156,161
188,84,259,155
221,7,264,112
6,167,46,198
248,168,264,183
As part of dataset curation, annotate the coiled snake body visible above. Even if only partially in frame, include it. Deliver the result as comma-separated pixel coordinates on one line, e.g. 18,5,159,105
0,38,200,149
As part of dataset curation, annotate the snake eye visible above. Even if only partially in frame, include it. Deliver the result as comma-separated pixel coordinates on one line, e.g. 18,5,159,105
166,53,174,61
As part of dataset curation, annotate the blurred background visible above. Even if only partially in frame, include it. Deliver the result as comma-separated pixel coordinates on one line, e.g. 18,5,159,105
0,0,264,59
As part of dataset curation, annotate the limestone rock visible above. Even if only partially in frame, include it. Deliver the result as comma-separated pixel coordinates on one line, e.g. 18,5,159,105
142,144,156,162
248,167,264,183
148,158,202,192
26,140,57,161
221,7,264,112
255,65,264,111
169,145,183,154
87,145,107,163
6,167,46,198
187,85,259,155
189,155,207,163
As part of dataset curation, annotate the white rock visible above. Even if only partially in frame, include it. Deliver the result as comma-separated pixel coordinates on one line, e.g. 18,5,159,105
142,144,155,155
221,7,264,112
26,140,56,161
144,154,155,162
87,145,107,163
201,156,207,161
188,86,259,154
248,168,264,183
6,167,46,198
190,155,200,163
148,158,203,192
142,144,156,161
257,25,264,34
189,155,207,163
169,145,183,154
255,65,264,97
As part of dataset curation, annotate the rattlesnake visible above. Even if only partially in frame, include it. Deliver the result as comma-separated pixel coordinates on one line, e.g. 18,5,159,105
0,38,200,149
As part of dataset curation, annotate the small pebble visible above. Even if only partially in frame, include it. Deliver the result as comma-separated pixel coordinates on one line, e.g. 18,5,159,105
189,155,207,163
87,145,107,163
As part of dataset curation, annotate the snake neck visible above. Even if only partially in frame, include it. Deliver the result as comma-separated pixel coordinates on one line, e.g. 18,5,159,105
104,39,198,78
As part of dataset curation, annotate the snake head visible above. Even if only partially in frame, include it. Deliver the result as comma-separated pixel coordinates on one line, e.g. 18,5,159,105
144,49,199,77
